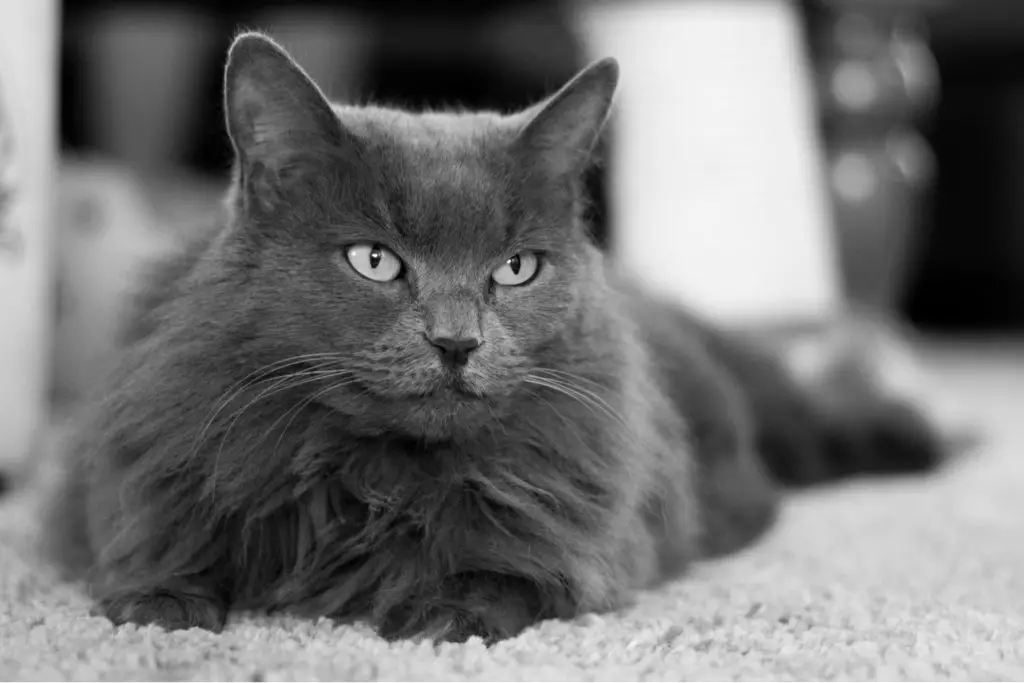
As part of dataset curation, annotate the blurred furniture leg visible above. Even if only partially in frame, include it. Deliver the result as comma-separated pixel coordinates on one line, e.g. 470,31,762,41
73,4,217,177
903,0,1023,331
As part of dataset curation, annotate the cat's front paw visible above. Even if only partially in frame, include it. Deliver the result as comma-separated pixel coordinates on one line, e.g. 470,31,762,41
377,573,551,645
378,604,522,645
849,397,946,473
96,590,227,632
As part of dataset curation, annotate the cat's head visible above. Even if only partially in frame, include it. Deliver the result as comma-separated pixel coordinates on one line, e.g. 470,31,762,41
212,32,618,440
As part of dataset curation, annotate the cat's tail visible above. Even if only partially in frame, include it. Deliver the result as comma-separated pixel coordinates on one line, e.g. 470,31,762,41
698,311,969,488
756,383,957,487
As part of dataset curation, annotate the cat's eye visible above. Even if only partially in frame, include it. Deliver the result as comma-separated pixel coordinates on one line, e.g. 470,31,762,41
492,251,540,287
345,243,403,282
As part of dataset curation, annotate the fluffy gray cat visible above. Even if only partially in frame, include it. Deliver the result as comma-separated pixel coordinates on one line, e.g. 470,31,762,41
43,33,947,644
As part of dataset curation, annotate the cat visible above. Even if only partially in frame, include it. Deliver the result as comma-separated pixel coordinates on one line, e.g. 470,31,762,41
42,32,948,644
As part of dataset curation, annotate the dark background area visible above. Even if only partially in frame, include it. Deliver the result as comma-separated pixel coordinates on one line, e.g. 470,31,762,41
58,0,608,244
57,0,1024,335
903,0,1024,333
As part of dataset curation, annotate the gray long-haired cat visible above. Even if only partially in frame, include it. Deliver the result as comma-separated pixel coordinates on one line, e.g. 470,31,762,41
43,33,947,644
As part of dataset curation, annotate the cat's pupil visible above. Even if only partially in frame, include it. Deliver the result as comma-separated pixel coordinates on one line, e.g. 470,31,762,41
508,254,521,275
369,246,382,269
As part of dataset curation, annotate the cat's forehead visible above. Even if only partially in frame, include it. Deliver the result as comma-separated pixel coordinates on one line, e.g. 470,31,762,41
334,105,516,157
334,106,520,255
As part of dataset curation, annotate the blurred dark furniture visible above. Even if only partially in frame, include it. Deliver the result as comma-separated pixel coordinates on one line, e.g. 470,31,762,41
59,0,611,247
903,0,1024,332
805,0,1024,334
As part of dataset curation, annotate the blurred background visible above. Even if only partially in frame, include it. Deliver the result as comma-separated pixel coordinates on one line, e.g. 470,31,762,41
49,0,1024,332
0,0,1021,478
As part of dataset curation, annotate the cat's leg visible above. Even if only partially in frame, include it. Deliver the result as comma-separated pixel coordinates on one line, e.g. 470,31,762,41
377,572,567,645
81,463,231,632
87,539,231,632
374,510,660,644
701,324,947,486
813,391,943,478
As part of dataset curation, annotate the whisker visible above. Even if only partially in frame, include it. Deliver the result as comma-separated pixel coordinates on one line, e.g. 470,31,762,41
530,394,587,449
210,353,347,411
211,369,354,457
205,369,357,498
192,355,346,456
195,353,345,427
524,375,632,435
530,367,614,390
214,368,347,440
531,370,630,426
265,375,364,463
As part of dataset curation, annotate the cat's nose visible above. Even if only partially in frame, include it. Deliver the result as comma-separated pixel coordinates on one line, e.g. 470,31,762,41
425,334,482,368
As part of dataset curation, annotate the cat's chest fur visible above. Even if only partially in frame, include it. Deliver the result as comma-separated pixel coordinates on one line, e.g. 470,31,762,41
228,410,637,614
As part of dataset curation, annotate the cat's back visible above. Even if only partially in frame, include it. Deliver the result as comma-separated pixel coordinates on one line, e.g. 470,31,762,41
611,277,721,380
612,277,756,460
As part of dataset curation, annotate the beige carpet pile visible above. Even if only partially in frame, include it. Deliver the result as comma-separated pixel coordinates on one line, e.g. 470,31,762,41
2,348,1023,681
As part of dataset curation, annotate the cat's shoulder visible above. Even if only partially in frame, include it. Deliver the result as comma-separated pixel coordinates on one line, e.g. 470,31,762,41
607,274,708,348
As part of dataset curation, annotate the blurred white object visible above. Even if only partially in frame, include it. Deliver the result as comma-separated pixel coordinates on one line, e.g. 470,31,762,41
581,0,841,327
53,159,177,403
0,0,58,471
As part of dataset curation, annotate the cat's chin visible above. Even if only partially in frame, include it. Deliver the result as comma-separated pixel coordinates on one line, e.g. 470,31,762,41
422,384,486,402
395,389,498,441
394,401,496,441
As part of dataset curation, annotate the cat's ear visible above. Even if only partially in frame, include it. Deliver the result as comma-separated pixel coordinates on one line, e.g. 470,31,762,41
513,58,619,178
223,32,343,172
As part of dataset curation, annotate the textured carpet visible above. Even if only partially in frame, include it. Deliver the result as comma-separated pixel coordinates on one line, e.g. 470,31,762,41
2,346,1023,681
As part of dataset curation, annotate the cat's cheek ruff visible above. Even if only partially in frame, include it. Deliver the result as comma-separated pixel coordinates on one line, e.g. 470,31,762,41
239,403,662,625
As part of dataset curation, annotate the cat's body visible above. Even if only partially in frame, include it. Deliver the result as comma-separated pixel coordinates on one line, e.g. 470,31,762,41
44,34,945,643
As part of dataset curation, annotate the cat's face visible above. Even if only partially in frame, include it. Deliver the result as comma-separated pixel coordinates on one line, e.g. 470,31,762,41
215,33,618,439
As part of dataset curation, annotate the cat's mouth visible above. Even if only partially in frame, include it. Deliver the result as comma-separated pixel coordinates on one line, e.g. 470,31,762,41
337,370,502,439
404,369,488,403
